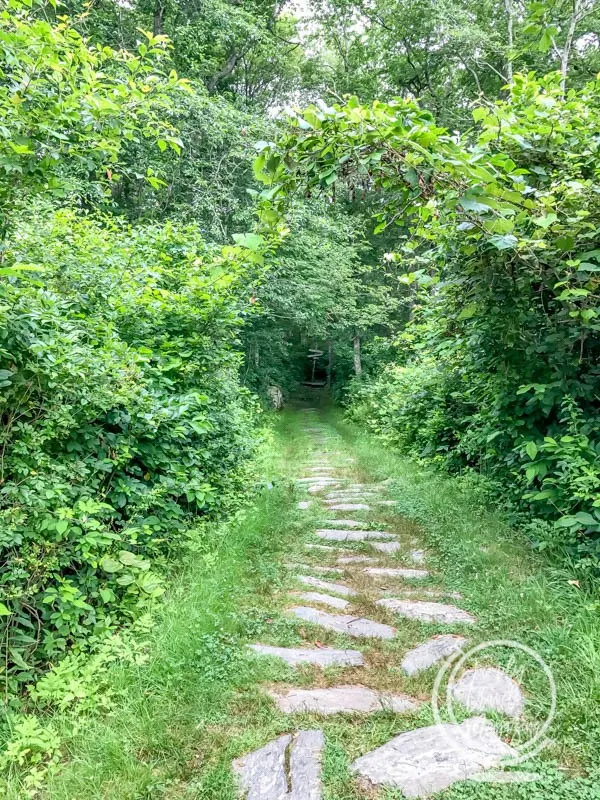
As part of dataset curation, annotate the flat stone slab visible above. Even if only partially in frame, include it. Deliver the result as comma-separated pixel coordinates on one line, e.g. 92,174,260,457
287,564,343,576
305,544,338,551
323,519,363,528
410,550,426,564
297,501,312,510
325,497,376,505
290,606,396,640
399,588,463,600
310,565,344,575
451,667,524,718
326,490,377,498
370,541,401,554
337,555,376,564
351,717,517,798
291,591,350,610
327,503,371,511
316,529,395,541
402,635,468,676
376,500,397,507
297,477,338,484
307,467,335,472
297,576,356,596
248,644,364,667
377,598,476,625
269,685,419,715
308,483,340,494
233,729,324,800
364,567,429,580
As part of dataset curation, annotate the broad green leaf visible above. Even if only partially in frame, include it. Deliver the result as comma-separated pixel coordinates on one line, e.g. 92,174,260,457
532,213,557,229
232,232,263,251
100,556,122,573
525,441,538,460
489,234,518,250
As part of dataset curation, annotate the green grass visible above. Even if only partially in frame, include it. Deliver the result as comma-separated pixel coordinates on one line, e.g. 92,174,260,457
2,415,314,799
5,407,600,799
329,410,600,798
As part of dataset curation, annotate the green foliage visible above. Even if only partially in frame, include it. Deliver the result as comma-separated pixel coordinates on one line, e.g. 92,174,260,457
304,0,600,125
0,206,260,690
0,0,185,240
259,73,600,564
114,92,274,239
243,200,365,396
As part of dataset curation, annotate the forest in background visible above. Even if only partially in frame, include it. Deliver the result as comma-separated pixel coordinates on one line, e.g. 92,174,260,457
2,0,600,771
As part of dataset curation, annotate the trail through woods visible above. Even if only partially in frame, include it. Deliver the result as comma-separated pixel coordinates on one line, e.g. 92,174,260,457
36,407,600,800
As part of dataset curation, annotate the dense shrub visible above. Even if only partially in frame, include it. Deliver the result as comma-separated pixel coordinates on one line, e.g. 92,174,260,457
0,208,259,691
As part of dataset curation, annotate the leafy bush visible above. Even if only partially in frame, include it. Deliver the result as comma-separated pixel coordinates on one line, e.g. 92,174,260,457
0,207,260,691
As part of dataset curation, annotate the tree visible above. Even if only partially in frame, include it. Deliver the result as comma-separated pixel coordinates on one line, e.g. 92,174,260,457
258,74,600,558
0,0,184,257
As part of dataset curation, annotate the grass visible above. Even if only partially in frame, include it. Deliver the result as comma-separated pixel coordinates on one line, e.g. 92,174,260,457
4,406,600,799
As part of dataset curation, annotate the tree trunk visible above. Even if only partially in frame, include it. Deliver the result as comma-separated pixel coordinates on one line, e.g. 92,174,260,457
353,330,362,377
153,1,165,36
560,1,581,95
207,51,241,94
327,339,333,389
504,0,514,83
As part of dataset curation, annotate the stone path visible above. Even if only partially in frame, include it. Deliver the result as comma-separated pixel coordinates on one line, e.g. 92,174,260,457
249,643,364,667
450,667,524,718
327,502,371,511
351,717,517,798
370,540,401,554
234,730,324,800
290,591,350,610
236,410,526,799
402,635,468,676
363,566,429,580
315,528,394,541
377,598,477,625
296,576,356,596
269,685,419,715
289,606,397,639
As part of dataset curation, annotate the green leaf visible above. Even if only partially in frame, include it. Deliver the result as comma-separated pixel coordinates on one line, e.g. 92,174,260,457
458,304,477,320
525,441,538,460
10,648,30,670
555,516,579,528
0,603,11,616
55,519,69,535
532,213,557,229
459,197,491,213
232,233,263,251
99,588,115,603
118,550,149,569
489,234,518,250
472,106,488,122
574,512,597,526
100,556,122,573
576,262,600,272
